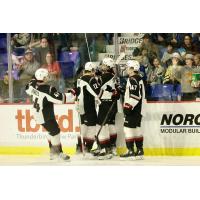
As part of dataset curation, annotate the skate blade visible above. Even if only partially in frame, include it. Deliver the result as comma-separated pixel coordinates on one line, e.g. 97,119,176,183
136,156,144,160
50,155,71,162
57,159,71,162
119,156,136,161
98,154,113,160
50,158,71,162
82,153,96,160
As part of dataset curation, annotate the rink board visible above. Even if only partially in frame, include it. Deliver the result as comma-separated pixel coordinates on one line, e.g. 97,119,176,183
1,103,200,155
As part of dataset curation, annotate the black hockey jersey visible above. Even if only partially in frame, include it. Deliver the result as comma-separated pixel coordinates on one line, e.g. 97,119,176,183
124,74,145,112
99,72,116,100
25,79,66,124
77,75,100,114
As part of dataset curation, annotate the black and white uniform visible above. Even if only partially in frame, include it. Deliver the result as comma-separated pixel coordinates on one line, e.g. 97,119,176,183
77,74,100,151
26,78,66,129
123,74,146,151
98,72,118,149
26,78,74,157
26,79,69,149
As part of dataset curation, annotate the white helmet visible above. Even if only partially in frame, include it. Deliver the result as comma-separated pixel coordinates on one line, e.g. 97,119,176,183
85,62,95,71
102,57,114,68
35,68,49,81
126,60,140,71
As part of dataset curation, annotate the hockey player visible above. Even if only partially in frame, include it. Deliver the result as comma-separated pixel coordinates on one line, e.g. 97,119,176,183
75,62,101,154
96,57,120,159
25,68,74,161
120,60,146,160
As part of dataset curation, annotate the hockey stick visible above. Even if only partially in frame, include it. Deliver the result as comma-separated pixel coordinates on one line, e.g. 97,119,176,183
85,33,91,62
76,108,86,157
91,51,125,151
93,100,116,149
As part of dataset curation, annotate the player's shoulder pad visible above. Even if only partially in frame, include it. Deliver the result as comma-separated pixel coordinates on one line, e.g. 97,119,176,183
89,76,97,84
81,75,90,83
37,84,51,94
129,75,140,85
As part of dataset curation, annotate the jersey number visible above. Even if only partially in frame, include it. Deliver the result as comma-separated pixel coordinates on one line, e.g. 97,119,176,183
33,98,40,112
130,85,137,90
93,83,98,89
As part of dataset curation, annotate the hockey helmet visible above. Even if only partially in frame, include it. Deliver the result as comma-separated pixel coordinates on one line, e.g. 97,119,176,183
84,62,95,71
102,57,115,68
35,68,49,81
126,60,140,71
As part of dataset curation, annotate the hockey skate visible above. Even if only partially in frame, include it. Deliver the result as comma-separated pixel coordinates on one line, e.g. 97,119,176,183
82,148,98,160
98,148,112,160
50,152,70,162
110,146,117,156
107,146,117,156
49,144,70,161
135,149,144,160
91,148,101,157
120,150,136,161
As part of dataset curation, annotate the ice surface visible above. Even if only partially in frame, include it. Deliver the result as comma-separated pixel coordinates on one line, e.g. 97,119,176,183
1,154,200,166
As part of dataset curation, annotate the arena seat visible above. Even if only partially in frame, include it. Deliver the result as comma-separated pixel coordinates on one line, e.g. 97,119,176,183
150,84,164,99
0,37,7,49
59,61,75,79
0,33,6,38
162,84,174,100
172,84,181,100
149,84,173,100
0,64,7,79
58,51,80,63
148,84,182,101
174,84,181,96
0,53,8,64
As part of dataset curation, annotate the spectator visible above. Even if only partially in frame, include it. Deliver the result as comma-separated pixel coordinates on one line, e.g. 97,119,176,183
133,48,150,68
163,52,182,84
178,34,198,55
151,33,169,58
18,48,40,101
42,52,61,90
151,33,168,46
161,43,174,67
166,33,187,48
194,54,200,68
147,57,165,86
192,33,200,52
132,48,150,82
35,37,50,65
139,34,159,60
11,33,31,49
174,54,199,101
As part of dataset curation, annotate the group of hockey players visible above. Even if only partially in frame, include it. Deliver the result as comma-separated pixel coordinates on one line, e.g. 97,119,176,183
25,56,146,162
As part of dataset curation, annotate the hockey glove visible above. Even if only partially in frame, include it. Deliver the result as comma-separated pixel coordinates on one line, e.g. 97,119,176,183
123,103,133,115
68,88,80,97
111,89,120,101
105,85,113,92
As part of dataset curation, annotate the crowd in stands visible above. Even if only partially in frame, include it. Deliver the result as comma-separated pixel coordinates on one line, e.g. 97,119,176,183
132,33,200,101
1,33,200,102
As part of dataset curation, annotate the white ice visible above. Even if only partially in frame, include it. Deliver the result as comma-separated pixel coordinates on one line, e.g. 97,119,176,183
1,154,200,166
